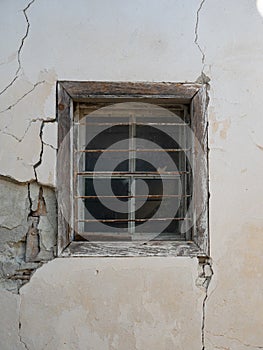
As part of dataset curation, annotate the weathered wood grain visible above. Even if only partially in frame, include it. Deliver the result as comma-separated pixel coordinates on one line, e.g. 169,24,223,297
57,81,209,258
57,82,72,255
191,85,209,256
62,241,206,257
60,81,201,102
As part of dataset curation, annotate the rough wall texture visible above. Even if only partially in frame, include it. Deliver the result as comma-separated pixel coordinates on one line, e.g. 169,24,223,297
0,0,263,349
0,178,57,292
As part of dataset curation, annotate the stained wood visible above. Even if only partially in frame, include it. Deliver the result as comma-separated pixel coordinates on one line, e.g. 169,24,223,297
191,85,209,256
60,81,201,102
57,83,72,255
62,241,206,257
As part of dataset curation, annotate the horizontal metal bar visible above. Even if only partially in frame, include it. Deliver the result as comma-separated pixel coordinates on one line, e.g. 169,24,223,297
79,103,185,113
75,194,191,199
75,232,184,239
74,234,186,242
77,217,191,223
76,148,190,153
76,171,189,176
75,122,189,126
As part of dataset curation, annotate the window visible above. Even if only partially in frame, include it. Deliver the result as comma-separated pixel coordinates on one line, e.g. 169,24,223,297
57,82,209,257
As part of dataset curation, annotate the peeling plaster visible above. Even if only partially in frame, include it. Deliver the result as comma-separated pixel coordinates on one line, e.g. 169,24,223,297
0,176,56,293
0,0,35,98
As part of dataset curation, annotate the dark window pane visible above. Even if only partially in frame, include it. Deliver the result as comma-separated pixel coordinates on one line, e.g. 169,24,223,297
83,178,129,229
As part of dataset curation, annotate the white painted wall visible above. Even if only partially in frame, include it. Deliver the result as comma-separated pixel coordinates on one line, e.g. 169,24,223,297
1,0,263,349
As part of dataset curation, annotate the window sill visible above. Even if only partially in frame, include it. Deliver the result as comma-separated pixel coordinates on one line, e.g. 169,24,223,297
61,241,207,257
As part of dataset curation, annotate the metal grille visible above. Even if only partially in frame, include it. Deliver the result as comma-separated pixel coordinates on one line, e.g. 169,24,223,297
73,101,192,242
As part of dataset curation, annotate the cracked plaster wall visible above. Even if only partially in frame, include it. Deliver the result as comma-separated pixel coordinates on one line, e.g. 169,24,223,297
0,0,263,349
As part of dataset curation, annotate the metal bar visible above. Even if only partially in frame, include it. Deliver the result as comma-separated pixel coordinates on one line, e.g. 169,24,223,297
129,114,136,235
77,218,191,223
76,148,191,153
75,122,190,126
73,103,80,237
79,106,185,111
76,171,189,176
75,194,191,199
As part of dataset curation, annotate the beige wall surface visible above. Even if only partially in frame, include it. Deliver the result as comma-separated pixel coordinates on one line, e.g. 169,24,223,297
0,0,263,349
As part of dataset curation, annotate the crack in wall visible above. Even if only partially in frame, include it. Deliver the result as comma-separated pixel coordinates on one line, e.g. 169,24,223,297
43,141,57,151
0,80,45,115
0,116,56,186
1,119,39,143
196,257,213,350
206,330,263,349
18,297,30,350
41,118,57,150
0,117,56,148
194,0,206,71
0,0,35,98
33,119,57,183
33,121,45,183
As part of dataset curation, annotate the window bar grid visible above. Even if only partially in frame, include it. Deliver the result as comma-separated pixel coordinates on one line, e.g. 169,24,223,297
73,103,192,241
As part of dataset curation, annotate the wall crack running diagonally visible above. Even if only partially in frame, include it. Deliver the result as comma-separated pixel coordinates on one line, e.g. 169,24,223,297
0,0,36,97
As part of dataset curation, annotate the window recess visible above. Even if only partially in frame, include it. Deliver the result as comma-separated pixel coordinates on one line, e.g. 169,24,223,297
57,82,209,257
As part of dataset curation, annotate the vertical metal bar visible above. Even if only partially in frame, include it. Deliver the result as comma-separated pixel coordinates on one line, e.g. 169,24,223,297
76,104,85,236
129,113,136,236
177,108,183,238
70,99,75,241
185,106,192,240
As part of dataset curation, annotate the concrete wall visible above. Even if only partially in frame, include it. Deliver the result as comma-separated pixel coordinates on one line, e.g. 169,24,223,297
0,0,263,349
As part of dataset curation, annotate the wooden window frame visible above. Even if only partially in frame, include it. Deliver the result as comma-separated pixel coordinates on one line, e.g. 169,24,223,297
57,81,209,258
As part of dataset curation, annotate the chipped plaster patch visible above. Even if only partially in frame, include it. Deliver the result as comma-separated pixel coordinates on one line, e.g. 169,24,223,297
0,177,57,293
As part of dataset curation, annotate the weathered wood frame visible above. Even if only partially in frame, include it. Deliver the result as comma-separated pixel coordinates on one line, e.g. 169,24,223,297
57,81,209,257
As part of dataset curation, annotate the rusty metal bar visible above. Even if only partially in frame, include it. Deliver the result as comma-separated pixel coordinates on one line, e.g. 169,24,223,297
76,122,189,126
75,148,190,153
76,171,189,176
75,194,191,199
77,217,191,223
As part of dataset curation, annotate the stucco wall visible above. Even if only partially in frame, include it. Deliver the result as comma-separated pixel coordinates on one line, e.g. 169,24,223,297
1,0,263,349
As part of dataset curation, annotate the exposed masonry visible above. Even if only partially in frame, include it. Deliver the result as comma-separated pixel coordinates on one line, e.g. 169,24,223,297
0,0,35,97
0,177,57,294
196,257,213,350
